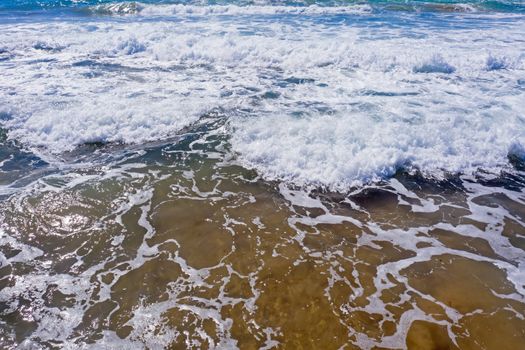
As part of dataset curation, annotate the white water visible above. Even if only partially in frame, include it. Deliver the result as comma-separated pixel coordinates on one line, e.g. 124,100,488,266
0,7,524,189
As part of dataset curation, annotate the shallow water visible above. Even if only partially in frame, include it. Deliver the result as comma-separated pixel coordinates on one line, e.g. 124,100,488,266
1,117,525,348
1,1,525,349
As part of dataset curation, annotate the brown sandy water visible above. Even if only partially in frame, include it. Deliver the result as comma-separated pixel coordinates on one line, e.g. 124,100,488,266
0,120,524,349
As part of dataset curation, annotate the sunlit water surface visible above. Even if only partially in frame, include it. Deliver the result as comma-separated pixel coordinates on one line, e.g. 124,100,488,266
1,1,525,349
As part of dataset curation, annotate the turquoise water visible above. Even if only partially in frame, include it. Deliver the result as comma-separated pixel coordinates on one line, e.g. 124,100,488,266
1,0,525,12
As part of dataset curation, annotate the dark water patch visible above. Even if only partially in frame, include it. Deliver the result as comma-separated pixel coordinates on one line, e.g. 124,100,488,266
311,169,466,203
390,167,525,199
394,169,467,193
261,90,281,99
64,140,122,158
357,89,420,97
72,60,143,72
32,41,65,52
57,111,228,166
509,154,525,172
0,129,48,175
517,79,525,92
486,55,509,70
284,77,315,85
471,159,525,192
0,128,50,196
72,59,187,74
0,112,12,122
0,47,13,62
414,55,455,74
298,167,523,217
348,186,400,210
0,299,38,345
26,58,58,64
80,70,104,78
276,77,316,88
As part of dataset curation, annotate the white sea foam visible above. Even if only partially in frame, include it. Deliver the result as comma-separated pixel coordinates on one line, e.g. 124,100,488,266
89,1,145,15
231,105,524,189
0,10,524,189
88,2,374,16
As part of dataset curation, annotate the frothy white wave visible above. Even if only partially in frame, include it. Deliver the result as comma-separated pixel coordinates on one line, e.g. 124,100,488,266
87,2,374,16
413,54,456,74
3,98,212,152
0,12,524,189
231,111,524,190
88,1,145,15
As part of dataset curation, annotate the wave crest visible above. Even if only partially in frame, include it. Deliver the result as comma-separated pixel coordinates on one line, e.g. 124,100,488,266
83,3,374,17
413,55,456,74
86,2,144,15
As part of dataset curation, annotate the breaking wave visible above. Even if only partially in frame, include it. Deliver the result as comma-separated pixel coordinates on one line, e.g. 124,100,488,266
0,2,524,190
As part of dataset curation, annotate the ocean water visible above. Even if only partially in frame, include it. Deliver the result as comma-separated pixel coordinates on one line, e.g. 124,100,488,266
0,0,525,349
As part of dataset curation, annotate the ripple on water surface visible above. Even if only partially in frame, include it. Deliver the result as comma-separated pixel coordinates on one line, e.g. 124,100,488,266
0,2,525,349
0,118,524,348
